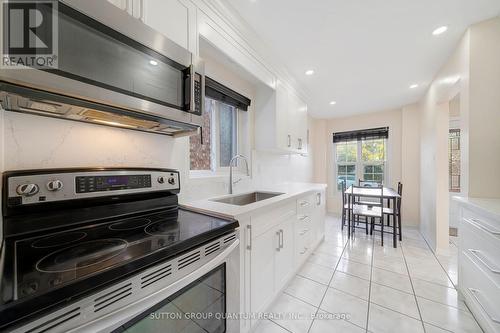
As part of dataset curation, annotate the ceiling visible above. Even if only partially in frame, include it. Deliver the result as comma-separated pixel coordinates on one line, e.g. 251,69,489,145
222,0,500,118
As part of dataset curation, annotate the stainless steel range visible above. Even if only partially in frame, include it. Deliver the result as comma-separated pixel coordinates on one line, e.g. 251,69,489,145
0,168,240,333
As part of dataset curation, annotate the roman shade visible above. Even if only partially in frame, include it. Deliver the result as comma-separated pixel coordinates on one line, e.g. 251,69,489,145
332,127,389,143
205,77,251,111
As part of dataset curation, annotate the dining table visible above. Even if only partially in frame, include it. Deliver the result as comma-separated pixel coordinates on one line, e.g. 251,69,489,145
344,186,401,247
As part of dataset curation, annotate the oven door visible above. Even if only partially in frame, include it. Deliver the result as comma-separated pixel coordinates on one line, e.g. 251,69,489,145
0,0,204,128
114,264,227,333
73,238,240,333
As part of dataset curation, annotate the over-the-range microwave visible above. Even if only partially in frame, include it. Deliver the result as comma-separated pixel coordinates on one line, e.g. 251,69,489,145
0,0,204,137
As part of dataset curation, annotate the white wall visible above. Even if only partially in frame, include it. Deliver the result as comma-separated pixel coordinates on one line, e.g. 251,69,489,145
468,17,500,198
401,104,421,227
321,107,420,226
418,31,470,252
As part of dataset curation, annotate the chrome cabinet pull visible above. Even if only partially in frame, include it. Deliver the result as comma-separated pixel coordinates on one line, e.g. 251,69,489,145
298,138,302,150
276,231,281,251
246,225,252,250
469,249,500,274
287,135,291,148
466,218,500,236
279,229,284,249
316,193,321,205
468,288,500,324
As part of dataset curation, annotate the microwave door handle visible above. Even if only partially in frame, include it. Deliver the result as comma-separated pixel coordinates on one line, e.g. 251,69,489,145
189,64,196,113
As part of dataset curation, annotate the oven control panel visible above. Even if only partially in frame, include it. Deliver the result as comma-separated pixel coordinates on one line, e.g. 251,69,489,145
75,175,152,193
6,169,180,206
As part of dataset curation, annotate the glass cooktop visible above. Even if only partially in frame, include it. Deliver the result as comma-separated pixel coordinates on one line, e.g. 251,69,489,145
13,209,234,301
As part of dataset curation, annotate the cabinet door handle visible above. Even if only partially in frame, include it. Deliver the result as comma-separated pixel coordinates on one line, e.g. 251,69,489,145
139,0,144,22
279,229,284,248
298,138,302,150
276,231,281,251
469,249,500,274
468,288,500,324
287,135,291,148
466,218,500,236
246,225,252,250
316,193,321,205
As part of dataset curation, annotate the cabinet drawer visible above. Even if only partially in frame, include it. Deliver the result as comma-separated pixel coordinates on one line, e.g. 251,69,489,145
251,201,296,238
461,252,500,332
463,209,500,245
296,229,311,259
296,214,311,229
297,194,315,214
461,218,500,288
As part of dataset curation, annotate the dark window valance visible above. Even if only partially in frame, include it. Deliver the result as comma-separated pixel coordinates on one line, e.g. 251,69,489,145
205,76,251,111
333,127,389,143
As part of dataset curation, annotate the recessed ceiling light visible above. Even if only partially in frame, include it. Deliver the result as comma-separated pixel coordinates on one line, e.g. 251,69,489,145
409,84,419,89
149,60,158,66
329,101,337,105
305,70,314,76
432,26,448,36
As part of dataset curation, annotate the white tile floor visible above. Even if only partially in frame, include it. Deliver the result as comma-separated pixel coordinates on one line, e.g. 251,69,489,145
255,215,483,333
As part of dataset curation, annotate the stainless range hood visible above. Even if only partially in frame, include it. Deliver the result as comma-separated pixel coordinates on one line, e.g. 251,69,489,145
0,82,200,137
0,0,204,137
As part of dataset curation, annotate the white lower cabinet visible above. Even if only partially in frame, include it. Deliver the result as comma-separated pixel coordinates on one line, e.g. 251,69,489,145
457,202,500,333
243,190,326,333
274,219,295,290
250,226,276,315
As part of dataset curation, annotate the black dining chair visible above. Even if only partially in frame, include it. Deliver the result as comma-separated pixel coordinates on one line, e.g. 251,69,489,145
357,179,383,207
382,182,403,243
349,185,383,237
359,179,381,188
341,180,349,230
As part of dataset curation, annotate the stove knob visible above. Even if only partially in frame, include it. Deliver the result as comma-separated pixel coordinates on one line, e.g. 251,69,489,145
157,176,166,184
47,180,64,191
16,183,39,197
168,177,176,185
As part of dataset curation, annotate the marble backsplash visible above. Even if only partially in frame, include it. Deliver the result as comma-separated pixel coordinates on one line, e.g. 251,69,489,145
1,110,314,203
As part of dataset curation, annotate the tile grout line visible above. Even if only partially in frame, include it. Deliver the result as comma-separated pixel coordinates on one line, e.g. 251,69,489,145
267,318,295,333
305,228,350,333
365,229,375,333
418,233,457,288
400,242,427,333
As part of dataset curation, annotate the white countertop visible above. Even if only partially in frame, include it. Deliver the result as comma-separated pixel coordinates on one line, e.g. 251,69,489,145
180,182,327,219
453,196,500,221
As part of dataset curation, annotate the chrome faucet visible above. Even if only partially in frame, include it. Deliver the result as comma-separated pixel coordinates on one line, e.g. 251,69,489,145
229,154,250,194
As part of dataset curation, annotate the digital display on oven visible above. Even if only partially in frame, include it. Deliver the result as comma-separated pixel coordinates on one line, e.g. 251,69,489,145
76,175,151,193
105,176,128,186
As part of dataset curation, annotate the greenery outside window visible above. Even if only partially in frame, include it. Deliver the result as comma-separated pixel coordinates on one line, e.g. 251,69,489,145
335,138,387,191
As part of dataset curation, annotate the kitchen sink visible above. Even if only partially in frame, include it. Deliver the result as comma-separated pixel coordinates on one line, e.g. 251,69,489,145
210,191,284,206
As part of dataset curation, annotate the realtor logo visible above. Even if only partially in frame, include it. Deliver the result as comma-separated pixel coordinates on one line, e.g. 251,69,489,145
2,0,58,68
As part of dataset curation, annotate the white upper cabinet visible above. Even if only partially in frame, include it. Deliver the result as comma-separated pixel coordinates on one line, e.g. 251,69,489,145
107,0,193,52
107,0,127,11
107,0,142,20
143,0,193,51
255,80,309,154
